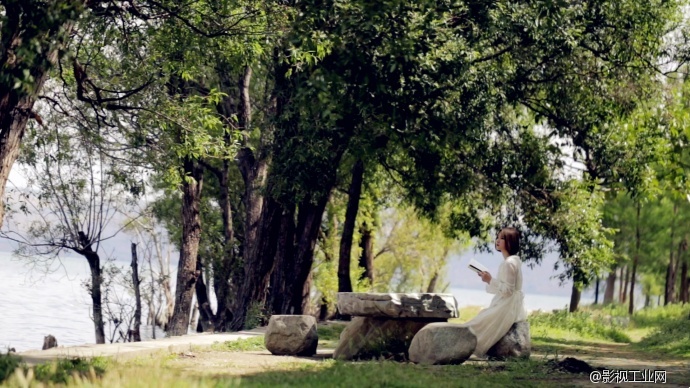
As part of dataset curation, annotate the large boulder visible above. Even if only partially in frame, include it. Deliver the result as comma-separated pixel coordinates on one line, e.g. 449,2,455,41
486,321,531,360
408,323,477,365
333,317,438,361
337,292,459,319
264,315,318,356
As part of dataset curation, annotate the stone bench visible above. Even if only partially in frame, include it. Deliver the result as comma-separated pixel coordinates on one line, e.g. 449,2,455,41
332,292,459,360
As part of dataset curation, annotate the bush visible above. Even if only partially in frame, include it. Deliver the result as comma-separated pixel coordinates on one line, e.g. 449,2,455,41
0,352,22,383
32,357,108,384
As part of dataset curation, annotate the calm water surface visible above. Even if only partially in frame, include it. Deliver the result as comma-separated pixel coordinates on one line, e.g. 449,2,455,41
0,252,166,352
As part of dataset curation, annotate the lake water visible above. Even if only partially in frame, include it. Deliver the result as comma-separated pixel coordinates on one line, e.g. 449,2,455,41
1,252,590,352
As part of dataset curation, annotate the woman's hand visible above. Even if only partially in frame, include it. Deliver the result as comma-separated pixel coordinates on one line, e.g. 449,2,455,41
479,271,492,284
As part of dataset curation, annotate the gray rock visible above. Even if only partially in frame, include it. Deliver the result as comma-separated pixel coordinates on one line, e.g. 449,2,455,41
264,315,318,356
42,335,57,350
486,321,531,360
333,317,439,360
337,292,459,319
408,323,477,365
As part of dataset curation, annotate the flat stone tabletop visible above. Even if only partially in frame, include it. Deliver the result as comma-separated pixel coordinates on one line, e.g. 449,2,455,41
337,292,459,319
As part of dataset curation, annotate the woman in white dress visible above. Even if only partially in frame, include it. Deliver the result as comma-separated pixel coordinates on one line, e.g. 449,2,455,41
461,227,527,356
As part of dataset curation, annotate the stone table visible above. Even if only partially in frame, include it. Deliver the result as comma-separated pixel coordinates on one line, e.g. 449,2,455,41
333,292,459,360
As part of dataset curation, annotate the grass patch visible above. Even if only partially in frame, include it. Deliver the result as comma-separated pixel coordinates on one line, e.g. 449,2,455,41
451,305,483,324
238,358,577,387
317,322,347,348
529,310,631,343
634,316,690,358
2,357,108,386
212,335,266,352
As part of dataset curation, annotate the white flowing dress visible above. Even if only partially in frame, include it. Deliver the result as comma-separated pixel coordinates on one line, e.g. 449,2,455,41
461,255,527,356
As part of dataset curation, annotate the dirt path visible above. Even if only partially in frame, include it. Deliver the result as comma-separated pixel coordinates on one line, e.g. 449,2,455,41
530,340,690,387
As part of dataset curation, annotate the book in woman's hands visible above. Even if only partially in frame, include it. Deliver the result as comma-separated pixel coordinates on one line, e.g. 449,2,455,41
468,258,489,274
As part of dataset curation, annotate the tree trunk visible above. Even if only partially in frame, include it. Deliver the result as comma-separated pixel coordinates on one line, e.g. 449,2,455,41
86,253,105,344
358,222,374,284
681,260,689,304
603,270,616,305
665,203,678,305
194,258,216,332
209,154,235,332
594,277,600,305
268,204,297,315
569,282,581,313
168,159,204,336
621,265,629,304
230,195,284,330
426,272,439,293
673,237,687,304
288,194,333,314
618,266,625,303
338,160,364,294
130,243,142,342
644,294,650,308
0,8,80,229
629,202,640,315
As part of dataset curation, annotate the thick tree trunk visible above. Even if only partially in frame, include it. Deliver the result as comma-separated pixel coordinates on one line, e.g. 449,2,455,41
130,243,142,342
230,195,283,330
665,203,678,305
358,222,374,284
629,202,640,315
168,160,204,336
603,270,616,304
338,160,365,294
268,204,297,315
288,195,332,314
0,7,80,229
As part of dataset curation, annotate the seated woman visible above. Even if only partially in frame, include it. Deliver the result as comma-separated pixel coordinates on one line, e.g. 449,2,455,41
461,227,527,357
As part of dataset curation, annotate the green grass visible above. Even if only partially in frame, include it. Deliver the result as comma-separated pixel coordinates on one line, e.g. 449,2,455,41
234,358,577,388
529,309,631,343
634,316,690,357
317,323,347,348
1,356,108,386
212,335,266,352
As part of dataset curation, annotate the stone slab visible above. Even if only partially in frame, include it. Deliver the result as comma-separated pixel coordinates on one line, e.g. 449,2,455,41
336,292,459,319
